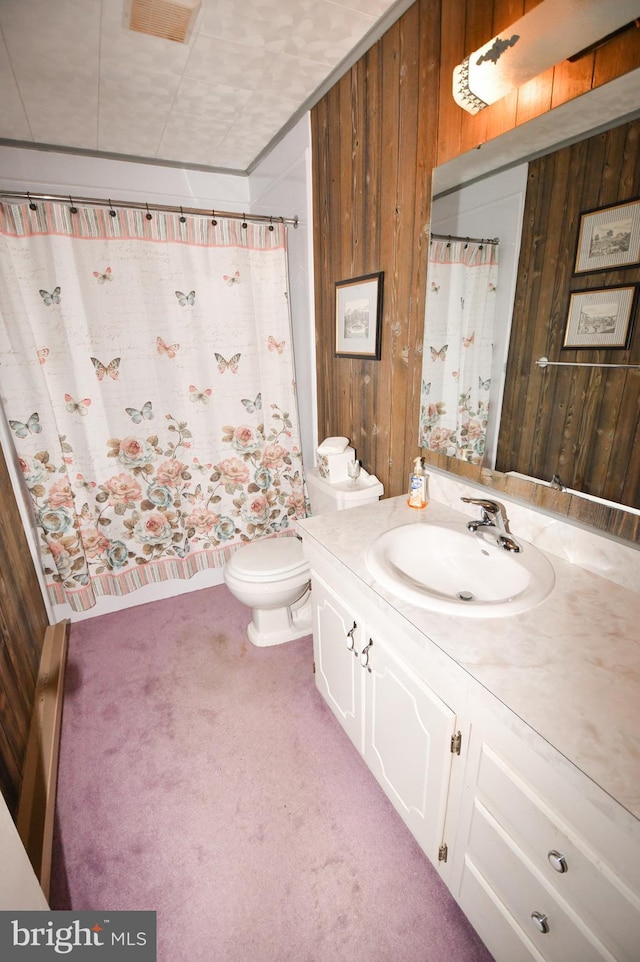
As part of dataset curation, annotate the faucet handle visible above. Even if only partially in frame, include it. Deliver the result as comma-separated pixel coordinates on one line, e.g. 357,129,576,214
460,496,500,517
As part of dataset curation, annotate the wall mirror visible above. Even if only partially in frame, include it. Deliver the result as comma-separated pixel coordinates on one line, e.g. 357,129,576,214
420,70,640,542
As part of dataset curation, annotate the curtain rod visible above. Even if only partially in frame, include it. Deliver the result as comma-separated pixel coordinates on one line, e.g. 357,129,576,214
0,190,299,228
430,232,499,245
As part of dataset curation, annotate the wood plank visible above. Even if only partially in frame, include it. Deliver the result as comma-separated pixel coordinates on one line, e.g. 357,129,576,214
389,5,421,494
487,0,528,134
17,619,69,902
587,368,629,504
514,67,553,127
498,153,556,474
529,146,577,481
536,138,589,486
550,53,595,110
458,0,493,155
406,0,441,469
437,0,466,168
373,19,402,493
336,70,357,448
351,57,368,464
592,21,640,87
0,443,49,816
362,42,383,477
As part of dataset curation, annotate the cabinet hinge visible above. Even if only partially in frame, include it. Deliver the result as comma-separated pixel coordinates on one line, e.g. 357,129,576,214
312,661,316,674
438,843,448,863
450,730,462,755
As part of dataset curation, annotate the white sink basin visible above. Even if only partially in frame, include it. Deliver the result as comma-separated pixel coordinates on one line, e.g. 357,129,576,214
366,522,555,617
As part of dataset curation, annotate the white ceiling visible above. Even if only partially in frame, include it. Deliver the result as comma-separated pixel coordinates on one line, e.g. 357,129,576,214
0,0,410,175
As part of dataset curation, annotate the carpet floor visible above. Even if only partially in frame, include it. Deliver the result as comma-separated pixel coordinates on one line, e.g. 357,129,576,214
50,583,493,962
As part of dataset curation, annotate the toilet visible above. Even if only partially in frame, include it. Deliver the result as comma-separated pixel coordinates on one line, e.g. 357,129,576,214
223,464,383,647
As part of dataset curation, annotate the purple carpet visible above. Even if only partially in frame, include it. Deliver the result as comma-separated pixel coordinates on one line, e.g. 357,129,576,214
50,583,493,962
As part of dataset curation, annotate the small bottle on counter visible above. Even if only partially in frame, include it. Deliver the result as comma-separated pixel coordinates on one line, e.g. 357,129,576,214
407,456,429,508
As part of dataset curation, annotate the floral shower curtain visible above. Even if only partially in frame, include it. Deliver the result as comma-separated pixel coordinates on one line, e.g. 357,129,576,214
0,201,306,612
418,239,498,463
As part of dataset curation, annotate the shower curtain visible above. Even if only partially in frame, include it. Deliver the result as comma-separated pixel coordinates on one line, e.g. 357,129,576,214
0,201,306,612
418,239,498,463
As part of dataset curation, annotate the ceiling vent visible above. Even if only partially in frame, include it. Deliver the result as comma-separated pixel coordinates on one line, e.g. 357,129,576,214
124,0,201,44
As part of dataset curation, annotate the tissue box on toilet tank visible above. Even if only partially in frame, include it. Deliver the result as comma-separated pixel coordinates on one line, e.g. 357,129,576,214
317,437,355,483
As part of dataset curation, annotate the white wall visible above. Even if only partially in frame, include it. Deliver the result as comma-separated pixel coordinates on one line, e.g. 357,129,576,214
431,164,528,467
0,117,316,621
0,792,48,909
0,145,250,211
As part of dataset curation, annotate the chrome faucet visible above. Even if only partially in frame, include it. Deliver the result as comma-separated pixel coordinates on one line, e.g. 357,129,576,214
460,496,521,552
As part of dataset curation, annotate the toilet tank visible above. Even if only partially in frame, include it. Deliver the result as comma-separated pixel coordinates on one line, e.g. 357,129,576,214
306,466,384,515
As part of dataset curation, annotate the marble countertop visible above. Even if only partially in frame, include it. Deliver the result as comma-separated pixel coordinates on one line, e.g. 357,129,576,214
297,493,640,823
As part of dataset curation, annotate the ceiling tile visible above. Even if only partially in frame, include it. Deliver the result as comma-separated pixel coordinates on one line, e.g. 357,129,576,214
97,60,182,156
198,0,377,64
185,35,329,100
157,115,234,167
170,78,252,123
0,0,100,80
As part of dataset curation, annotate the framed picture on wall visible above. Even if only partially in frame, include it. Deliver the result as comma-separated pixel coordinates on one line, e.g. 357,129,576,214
335,272,383,359
563,285,637,349
574,198,640,274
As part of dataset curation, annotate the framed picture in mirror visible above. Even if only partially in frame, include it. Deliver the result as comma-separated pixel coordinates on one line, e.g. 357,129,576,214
563,285,637,349
335,272,383,359
574,198,640,274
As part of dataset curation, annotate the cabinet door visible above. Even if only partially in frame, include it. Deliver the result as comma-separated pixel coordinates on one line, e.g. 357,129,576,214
361,631,457,865
312,574,364,751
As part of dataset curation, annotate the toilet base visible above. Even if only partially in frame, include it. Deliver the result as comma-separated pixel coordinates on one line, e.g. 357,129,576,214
247,591,313,647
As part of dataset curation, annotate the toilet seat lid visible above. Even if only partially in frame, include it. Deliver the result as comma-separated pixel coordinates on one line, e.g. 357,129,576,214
228,537,307,580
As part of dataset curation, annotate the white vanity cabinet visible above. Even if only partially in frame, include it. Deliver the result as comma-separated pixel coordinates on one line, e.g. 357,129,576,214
312,571,458,866
299,491,640,962
449,697,640,962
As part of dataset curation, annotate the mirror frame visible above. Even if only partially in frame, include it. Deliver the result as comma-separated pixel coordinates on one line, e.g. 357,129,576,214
424,71,640,547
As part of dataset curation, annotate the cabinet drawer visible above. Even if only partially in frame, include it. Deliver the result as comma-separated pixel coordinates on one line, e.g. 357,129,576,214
459,855,543,962
467,799,615,962
475,744,640,962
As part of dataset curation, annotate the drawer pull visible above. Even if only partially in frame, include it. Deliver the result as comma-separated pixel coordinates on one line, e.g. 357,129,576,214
346,622,358,655
360,639,373,671
531,911,549,934
548,850,568,873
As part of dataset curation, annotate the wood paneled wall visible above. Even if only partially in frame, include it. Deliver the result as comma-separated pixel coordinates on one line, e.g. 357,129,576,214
497,119,640,508
312,0,440,497
0,444,48,818
311,0,640,516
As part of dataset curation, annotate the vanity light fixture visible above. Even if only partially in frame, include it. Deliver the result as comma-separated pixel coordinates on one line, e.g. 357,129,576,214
452,0,640,114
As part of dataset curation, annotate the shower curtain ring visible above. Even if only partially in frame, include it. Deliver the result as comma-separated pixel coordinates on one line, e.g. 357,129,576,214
69,195,78,215
27,192,37,211
268,216,274,232
146,203,152,221
108,199,117,218
241,214,247,229
179,206,186,224
211,210,217,226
